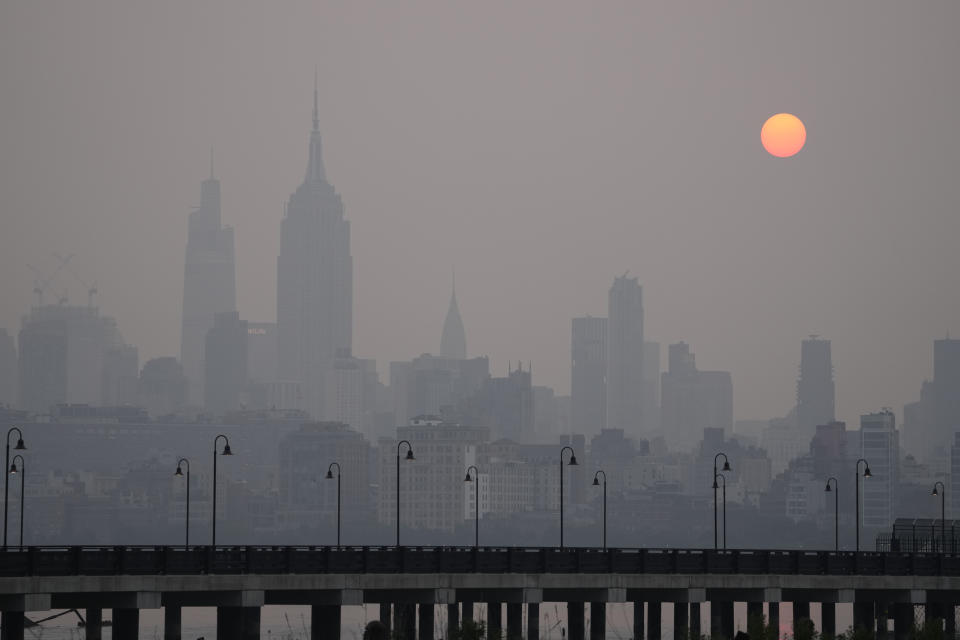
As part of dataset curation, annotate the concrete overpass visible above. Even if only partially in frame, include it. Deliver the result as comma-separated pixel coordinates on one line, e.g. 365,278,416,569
2,546,960,640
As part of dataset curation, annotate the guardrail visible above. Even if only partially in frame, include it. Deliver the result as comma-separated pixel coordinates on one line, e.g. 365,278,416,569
1,547,960,578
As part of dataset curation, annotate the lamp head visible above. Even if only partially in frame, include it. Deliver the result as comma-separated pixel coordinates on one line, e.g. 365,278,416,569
222,443,232,456
464,472,472,482
568,454,578,466
325,469,334,480
8,462,16,474
933,486,939,496
14,438,25,451
825,483,832,492
721,460,731,472
593,477,600,486
174,466,183,477
712,479,719,489
405,449,415,461
863,466,872,478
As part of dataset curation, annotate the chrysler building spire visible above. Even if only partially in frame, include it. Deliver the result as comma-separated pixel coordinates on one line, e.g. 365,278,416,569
440,273,467,360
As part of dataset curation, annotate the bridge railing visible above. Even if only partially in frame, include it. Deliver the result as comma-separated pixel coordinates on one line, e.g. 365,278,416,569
1,546,959,578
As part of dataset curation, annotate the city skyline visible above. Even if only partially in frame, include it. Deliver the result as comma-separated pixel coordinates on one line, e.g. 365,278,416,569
2,2,960,428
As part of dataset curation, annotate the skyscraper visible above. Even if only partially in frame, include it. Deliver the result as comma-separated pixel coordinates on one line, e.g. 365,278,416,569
277,81,353,418
0,329,17,406
571,316,606,435
606,274,645,435
797,336,835,438
440,280,466,360
204,311,248,415
860,410,898,531
661,341,733,451
179,155,236,405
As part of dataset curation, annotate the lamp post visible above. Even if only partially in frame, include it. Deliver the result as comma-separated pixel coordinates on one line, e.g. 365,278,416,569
855,458,871,552
592,470,607,549
712,473,727,550
713,452,731,550
933,482,946,553
4,427,25,548
396,440,414,547
559,446,579,549
464,465,479,548
174,458,191,547
824,477,838,551
325,462,342,546
212,435,233,547
9,455,24,548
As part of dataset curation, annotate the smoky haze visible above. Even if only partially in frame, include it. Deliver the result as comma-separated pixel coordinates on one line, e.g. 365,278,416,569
1,0,959,426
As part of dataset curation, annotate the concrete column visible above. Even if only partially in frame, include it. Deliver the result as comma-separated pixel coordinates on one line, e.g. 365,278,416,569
568,602,585,640
821,602,836,639
86,608,103,640
380,603,392,636
312,605,341,640
747,602,763,626
504,603,521,640
1,611,24,640
446,603,460,639
487,602,502,638
719,601,734,640
893,603,913,640
946,605,956,639
393,604,404,640
527,602,540,640
674,602,689,640
590,602,606,640
634,600,645,640
793,601,811,638
403,604,417,640
710,601,723,639
217,607,260,640
648,601,662,640
878,604,890,640
926,603,944,631
165,605,182,640
419,604,434,640
768,602,780,638
853,602,874,633
690,602,701,639
242,607,261,640
113,608,140,639
462,600,474,623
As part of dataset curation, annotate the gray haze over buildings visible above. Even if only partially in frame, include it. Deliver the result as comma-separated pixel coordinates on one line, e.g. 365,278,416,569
2,2,960,429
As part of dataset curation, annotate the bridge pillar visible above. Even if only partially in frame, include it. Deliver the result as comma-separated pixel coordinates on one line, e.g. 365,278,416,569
648,600,662,640
402,604,417,640
462,600,473,623
893,603,913,640
568,602,585,640
487,602,502,638
113,608,140,639
793,600,811,638
947,605,956,639
217,606,260,640
527,602,540,640
164,605,182,640
878,603,890,640
821,602,836,638
747,601,763,625
1,611,24,640
690,602,701,640
380,602,392,636
674,601,689,640
507,602,522,640
312,604,341,640
86,608,103,640
711,600,733,640
418,604,434,640
446,603,459,639
634,600,645,640
590,602,606,640
854,601,874,633
768,601,780,638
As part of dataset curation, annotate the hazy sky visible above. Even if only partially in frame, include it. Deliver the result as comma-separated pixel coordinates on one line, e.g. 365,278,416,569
1,1,958,426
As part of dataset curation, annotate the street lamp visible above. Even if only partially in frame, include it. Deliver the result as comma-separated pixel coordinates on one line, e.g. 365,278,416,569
174,458,191,547
824,477,838,551
396,440,414,547
713,452,731,550
9,455,24,548
212,434,233,547
325,462,342,546
855,458,871,552
464,465,479,547
592,470,607,549
559,445,578,549
712,473,727,550
933,482,946,553
4,427,25,548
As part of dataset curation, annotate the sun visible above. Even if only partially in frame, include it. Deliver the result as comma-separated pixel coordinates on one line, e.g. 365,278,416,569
761,113,806,158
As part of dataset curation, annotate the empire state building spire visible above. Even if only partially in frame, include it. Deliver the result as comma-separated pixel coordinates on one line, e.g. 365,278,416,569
440,274,467,360
306,72,326,183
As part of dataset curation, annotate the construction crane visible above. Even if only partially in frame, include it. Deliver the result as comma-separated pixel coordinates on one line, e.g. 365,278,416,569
25,253,73,307
68,268,98,308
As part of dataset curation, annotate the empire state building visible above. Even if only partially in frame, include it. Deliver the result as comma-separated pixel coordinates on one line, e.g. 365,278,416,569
277,83,353,418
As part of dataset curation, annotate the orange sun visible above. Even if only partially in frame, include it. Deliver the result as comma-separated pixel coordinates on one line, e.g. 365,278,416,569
761,113,806,158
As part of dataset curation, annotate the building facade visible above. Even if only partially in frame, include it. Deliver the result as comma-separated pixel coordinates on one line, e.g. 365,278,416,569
860,410,898,531
571,316,606,436
606,275,645,435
